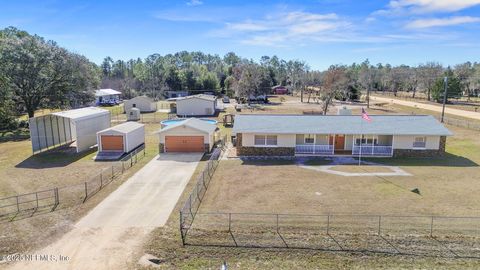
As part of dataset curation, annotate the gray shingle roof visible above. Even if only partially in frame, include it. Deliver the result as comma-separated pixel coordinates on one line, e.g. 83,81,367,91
156,118,217,134
232,114,453,136
177,94,216,102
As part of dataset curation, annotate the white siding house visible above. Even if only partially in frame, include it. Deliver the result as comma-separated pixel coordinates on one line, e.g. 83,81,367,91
233,114,452,157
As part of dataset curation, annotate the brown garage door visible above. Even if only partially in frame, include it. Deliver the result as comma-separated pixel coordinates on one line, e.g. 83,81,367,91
165,136,204,152
101,135,124,151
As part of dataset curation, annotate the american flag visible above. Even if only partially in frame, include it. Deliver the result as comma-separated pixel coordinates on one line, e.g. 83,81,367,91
361,108,372,122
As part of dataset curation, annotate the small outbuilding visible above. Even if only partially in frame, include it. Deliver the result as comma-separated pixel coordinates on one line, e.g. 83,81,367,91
176,94,217,116
96,122,145,160
29,107,111,154
95,89,121,105
124,96,157,113
156,118,218,153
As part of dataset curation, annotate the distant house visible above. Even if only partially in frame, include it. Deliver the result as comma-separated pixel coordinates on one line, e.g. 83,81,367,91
272,85,288,95
95,89,121,105
176,94,218,116
232,114,452,157
164,90,189,99
124,96,156,113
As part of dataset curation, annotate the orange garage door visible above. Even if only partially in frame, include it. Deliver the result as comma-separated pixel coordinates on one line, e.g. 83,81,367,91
101,135,124,151
165,136,204,152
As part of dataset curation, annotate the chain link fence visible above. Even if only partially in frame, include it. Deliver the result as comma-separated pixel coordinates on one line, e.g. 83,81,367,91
0,145,146,221
183,212,480,258
179,136,227,244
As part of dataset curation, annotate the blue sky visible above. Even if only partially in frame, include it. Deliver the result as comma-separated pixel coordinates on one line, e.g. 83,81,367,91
1,0,480,70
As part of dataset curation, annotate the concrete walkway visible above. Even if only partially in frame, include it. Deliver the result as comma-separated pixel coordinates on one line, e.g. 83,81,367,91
371,95,480,120
10,153,202,270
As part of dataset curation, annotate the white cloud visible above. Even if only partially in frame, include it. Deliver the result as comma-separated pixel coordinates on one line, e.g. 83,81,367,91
219,11,350,46
389,0,480,13
186,0,203,6
406,16,480,28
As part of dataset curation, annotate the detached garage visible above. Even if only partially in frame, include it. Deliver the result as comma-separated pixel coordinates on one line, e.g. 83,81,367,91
96,122,145,160
157,118,218,153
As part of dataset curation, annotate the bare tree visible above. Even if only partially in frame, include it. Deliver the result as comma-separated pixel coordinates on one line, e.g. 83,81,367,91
319,65,348,115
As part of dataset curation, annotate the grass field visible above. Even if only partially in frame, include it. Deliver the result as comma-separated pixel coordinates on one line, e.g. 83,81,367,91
0,120,162,255
199,125,480,217
141,96,480,269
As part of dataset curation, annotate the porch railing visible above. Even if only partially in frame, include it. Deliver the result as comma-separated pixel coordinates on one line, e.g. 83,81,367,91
352,145,393,156
295,144,334,155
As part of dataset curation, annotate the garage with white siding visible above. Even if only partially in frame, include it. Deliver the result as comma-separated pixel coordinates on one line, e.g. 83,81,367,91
96,122,145,159
156,118,217,153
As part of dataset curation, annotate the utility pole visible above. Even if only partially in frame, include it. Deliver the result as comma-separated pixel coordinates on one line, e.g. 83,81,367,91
301,85,304,103
441,76,448,123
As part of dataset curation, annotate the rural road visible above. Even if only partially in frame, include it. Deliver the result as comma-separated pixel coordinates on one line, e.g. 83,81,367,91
371,96,480,121
9,153,202,270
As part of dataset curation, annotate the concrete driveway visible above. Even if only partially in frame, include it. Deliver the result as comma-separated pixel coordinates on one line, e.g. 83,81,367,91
10,153,203,270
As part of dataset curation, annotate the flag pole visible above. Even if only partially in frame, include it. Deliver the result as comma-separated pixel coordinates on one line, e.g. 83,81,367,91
359,113,363,166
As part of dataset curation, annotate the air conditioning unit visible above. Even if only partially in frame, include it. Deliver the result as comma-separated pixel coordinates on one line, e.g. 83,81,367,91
127,108,141,121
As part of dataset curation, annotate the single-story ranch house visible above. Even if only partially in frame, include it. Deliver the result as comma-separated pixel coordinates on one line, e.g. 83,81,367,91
124,96,157,113
232,114,452,157
156,118,218,153
176,94,217,116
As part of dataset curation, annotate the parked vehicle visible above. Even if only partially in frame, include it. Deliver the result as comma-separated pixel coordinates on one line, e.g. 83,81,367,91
223,96,230,103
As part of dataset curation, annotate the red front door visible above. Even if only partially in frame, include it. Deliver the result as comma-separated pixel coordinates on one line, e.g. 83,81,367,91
334,135,345,150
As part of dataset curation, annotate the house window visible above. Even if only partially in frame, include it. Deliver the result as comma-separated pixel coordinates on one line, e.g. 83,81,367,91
266,135,277,145
355,135,378,145
413,136,427,148
304,134,315,144
254,135,278,146
132,103,136,108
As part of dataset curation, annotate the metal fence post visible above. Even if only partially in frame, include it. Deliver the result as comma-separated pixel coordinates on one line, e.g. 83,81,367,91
430,216,434,237
35,192,39,210
327,215,330,234
180,211,185,246
131,153,133,166
228,213,232,232
100,171,103,188
276,214,279,233
111,165,114,180
83,182,88,202
16,195,20,213
378,215,382,235
122,161,124,173
54,188,59,208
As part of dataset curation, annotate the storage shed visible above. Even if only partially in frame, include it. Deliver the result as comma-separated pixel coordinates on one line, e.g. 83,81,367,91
156,118,218,153
97,122,145,155
29,107,110,154
176,94,217,116
124,96,157,113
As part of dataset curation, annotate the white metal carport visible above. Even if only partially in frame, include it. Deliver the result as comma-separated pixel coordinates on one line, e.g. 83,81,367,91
29,107,110,154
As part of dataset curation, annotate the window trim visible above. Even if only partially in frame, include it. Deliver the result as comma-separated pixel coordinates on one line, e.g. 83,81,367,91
304,134,315,144
413,136,427,149
254,134,278,147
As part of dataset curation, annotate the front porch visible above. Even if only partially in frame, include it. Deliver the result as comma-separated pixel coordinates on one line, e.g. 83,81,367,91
295,134,393,157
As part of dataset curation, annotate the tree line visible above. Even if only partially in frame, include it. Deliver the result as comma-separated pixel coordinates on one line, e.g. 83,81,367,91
1,26,480,130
